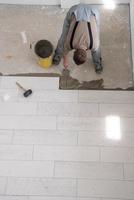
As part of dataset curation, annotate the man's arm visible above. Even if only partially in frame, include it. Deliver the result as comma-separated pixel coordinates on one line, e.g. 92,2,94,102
55,5,77,56
63,54,69,68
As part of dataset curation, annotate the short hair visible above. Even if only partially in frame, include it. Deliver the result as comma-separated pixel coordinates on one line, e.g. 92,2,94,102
73,49,87,65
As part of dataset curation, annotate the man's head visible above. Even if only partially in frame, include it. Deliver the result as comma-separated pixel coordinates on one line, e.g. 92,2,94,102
73,49,87,65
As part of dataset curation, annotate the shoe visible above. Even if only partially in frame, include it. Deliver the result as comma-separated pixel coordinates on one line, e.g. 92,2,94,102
53,54,62,65
95,64,103,74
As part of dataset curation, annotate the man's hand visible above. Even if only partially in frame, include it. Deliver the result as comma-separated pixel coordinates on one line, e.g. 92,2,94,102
63,54,69,69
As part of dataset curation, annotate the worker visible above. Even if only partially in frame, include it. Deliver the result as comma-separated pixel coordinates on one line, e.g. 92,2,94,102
53,3,103,74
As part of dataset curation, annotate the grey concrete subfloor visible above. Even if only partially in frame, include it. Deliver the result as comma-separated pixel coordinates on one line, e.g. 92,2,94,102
0,4,133,89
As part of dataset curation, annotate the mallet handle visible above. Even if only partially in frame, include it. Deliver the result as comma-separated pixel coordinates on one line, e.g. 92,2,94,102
16,82,26,92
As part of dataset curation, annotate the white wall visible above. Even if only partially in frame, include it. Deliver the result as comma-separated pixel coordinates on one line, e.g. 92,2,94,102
0,0,60,5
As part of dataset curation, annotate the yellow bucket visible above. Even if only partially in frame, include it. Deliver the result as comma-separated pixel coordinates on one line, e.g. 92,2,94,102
38,55,52,69
34,40,53,69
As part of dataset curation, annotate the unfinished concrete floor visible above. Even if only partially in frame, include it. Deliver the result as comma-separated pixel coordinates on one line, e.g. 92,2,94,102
0,4,133,89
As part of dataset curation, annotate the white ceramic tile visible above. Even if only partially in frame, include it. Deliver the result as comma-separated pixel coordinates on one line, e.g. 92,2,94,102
0,196,29,200
54,162,123,179
29,197,100,200
78,180,134,199
0,161,53,177
18,90,78,103
0,130,13,144
34,146,99,162
29,197,77,200
0,77,59,90
78,199,100,200
6,178,76,196
56,117,134,132
57,117,104,131
13,130,77,145
0,145,33,160
37,102,99,117
78,132,105,146
0,76,2,86
0,102,37,115
78,131,134,147
0,116,56,130
0,177,7,195
101,199,122,200
101,147,134,163
79,91,134,103
99,103,134,117
120,118,134,131
77,199,100,200
124,164,134,180
0,89,18,102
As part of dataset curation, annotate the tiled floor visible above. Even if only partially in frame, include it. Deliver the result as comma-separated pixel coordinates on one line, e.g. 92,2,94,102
0,76,134,200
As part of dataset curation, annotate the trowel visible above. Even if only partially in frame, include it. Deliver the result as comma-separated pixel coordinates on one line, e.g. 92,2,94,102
60,55,73,88
60,67,70,88
60,65,104,89
60,67,80,89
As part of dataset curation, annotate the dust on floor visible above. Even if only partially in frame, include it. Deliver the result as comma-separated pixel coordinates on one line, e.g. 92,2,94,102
0,4,133,89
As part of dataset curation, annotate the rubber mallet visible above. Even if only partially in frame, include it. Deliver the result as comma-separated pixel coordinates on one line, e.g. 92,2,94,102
16,82,33,97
